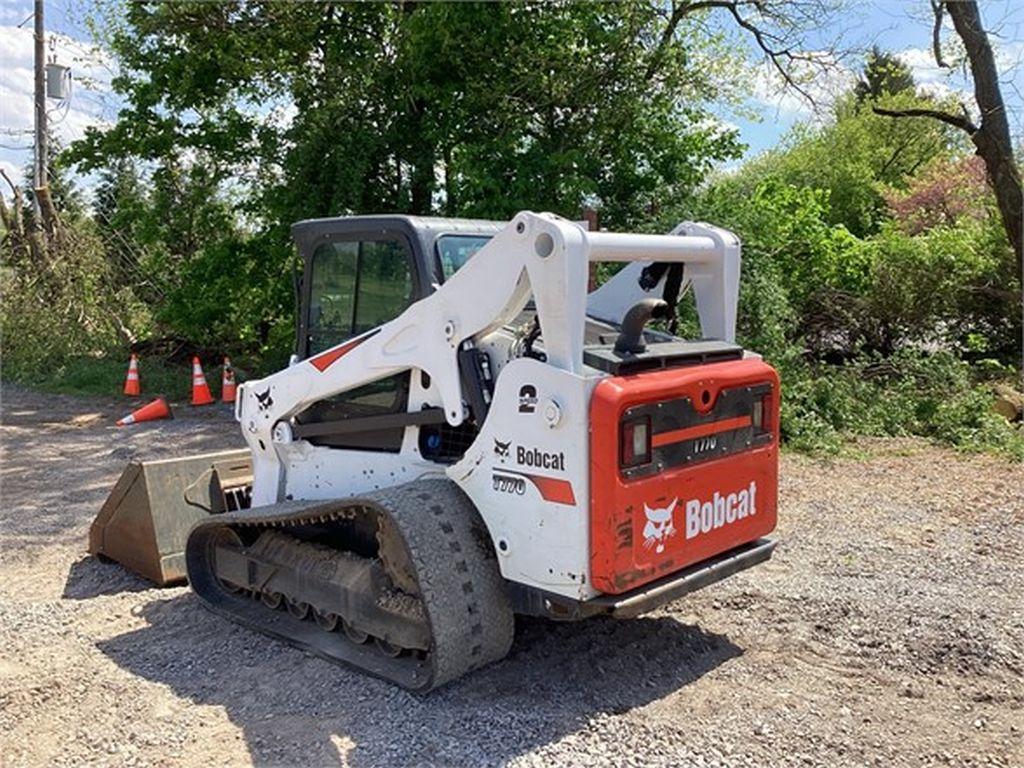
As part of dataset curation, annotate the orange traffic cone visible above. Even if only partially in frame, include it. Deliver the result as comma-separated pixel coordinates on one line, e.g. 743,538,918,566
191,356,215,406
221,356,237,403
123,354,140,396
116,396,172,426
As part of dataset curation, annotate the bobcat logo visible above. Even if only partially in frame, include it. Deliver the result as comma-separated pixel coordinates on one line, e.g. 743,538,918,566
493,438,511,460
643,498,678,554
255,388,274,411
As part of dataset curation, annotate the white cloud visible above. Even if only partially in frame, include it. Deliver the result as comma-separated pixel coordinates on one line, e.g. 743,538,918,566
696,115,740,138
896,47,948,86
896,46,982,123
0,157,20,184
0,4,31,25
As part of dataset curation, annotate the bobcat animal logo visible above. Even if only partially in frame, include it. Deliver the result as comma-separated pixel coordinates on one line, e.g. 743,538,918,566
493,438,511,459
643,498,678,554
255,388,274,410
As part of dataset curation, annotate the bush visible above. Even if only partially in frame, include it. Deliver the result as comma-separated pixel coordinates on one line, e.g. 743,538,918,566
777,351,1024,459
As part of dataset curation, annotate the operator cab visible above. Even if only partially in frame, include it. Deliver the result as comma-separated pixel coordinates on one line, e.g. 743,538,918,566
290,216,504,458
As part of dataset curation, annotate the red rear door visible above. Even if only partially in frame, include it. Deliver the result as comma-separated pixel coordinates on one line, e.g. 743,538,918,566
589,358,779,594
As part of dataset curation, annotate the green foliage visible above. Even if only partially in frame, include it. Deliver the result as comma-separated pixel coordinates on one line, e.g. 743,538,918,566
722,92,965,237
780,352,1024,460
2,156,150,384
62,0,747,360
15,355,194,402
7,27,1018,462
680,40,1021,460
689,168,1018,361
883,154,989,235
682,172,1021,458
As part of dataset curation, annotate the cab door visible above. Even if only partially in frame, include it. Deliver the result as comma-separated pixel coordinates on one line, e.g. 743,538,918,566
293,229,421,452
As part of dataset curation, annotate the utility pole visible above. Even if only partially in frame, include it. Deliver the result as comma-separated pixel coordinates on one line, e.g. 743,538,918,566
33,0,46,217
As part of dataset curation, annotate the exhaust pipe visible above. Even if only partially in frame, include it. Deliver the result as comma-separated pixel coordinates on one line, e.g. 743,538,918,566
614,298,670,355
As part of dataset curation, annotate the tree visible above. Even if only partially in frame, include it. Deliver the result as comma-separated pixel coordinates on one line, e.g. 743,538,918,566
854,46,916,102
65,0,855,354
883,154,989,235
65,1,762,354
70,2,752,230
712,86,963,237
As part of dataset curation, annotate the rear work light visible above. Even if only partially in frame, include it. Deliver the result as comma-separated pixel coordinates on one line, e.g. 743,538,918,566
620,415,652,468
751,390,774,435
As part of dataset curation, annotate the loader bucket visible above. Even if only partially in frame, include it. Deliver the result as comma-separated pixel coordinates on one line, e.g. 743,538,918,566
89,449,252,586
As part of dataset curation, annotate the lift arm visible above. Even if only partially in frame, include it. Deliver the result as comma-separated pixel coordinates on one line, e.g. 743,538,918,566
237,211,740,505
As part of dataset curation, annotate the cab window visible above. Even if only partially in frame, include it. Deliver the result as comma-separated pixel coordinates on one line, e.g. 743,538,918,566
307,238,413,355
436,235,492,279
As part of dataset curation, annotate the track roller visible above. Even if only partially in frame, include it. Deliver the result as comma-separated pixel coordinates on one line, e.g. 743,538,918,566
261,591,283,610
343,621,369,644
314,609,339,632
286,598,310,620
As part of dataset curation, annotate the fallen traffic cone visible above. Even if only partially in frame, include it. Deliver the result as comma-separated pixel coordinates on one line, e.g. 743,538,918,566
123,354,140,396
221,356,237,403
191,356,215,406
116,396,172,427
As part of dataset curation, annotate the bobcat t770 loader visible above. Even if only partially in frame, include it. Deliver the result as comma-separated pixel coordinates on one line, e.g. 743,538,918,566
91,211,779,691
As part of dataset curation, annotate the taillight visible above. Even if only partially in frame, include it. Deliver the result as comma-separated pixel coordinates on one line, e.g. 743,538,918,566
620,416,652,467
752,391,773,435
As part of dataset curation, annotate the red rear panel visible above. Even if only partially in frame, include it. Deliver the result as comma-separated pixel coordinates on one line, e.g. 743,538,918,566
589,358,779,594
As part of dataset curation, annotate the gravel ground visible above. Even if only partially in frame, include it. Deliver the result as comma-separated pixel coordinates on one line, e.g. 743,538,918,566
1,385,1022,767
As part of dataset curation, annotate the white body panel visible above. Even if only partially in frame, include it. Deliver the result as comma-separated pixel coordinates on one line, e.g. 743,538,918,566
235,211,741,597
448,358,598,599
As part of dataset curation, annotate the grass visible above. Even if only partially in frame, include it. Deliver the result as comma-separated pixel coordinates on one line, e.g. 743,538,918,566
13,355,197,402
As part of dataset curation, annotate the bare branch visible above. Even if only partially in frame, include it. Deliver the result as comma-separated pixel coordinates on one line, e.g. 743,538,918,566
645,0,825,104
0,167,17,196
719,1,816,103
872,105,977,134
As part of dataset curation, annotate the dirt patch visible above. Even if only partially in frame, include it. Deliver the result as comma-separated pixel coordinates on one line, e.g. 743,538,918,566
1,386,1022,767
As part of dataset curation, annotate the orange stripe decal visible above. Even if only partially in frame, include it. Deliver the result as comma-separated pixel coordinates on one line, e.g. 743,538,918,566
308,329,380,372
651,415,752,448
524,473,577,506
502,469,576,506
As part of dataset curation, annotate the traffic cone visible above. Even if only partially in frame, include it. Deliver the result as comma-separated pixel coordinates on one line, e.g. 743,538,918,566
191,356,215,406
116,396,172,427
123,354,140,396
221,356,237,403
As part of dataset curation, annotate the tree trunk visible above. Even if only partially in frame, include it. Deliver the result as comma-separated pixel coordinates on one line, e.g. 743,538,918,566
945,1,1022,266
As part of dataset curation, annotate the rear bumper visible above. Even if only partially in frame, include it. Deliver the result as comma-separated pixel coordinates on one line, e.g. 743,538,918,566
508,537,776,620
589,537,776,618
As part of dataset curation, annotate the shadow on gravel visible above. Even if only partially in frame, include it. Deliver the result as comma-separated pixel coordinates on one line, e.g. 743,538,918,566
98,593,742,766
62,556,152,599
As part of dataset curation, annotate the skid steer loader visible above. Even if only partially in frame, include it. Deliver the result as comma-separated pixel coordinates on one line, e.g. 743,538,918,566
90,211,779,691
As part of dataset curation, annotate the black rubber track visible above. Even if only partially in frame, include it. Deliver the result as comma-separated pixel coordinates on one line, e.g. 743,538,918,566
184,478,514,692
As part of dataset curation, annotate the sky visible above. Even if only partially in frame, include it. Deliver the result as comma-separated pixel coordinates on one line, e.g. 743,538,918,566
1,0,1023,200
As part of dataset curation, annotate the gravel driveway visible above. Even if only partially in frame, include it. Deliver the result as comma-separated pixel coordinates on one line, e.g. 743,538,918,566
1,385,1021,767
